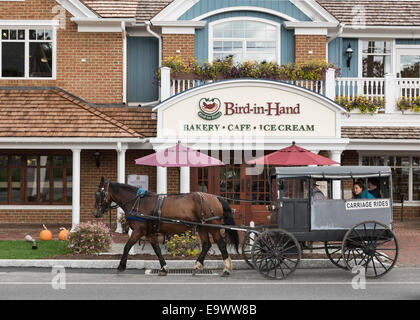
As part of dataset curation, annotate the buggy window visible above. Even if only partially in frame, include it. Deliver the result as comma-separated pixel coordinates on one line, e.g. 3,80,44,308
279,178,309,199
342,177,390,199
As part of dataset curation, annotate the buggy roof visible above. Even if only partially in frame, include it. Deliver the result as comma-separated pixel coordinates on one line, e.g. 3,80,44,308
271,166,392,179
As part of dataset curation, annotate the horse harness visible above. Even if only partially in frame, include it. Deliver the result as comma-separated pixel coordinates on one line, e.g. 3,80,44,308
151,195,165,233
197,192,222,224
95,181,119,212
125,191,223,232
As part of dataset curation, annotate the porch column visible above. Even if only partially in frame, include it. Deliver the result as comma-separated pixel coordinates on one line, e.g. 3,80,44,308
309,150,320,167
180,167,190,193
157,166,167,194
71,149,81,231
329,150,343,199
384,73,397,113
115,147,126,233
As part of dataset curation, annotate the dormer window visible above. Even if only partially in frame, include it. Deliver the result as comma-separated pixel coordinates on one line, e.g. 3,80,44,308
209,18,280,63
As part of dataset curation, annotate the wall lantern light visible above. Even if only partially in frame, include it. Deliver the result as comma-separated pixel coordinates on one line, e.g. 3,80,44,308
93,150,101,168
345,43,354,69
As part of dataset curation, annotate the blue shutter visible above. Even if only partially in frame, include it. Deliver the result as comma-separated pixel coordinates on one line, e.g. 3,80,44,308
127,37,159,103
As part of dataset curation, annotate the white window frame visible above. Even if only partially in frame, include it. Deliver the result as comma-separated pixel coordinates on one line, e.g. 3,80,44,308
359,152,420,205
358,39,394,78
394,46,420,78
208,17,281,64
0,21,57,80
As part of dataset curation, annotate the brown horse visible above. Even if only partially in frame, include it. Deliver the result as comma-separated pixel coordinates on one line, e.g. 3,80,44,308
94,177,239,276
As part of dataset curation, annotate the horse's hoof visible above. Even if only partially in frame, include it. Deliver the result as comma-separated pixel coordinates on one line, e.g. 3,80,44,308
192,261,203,276
158,270,168,276
117,265,126,272
220,270,230,277
158,266,168,276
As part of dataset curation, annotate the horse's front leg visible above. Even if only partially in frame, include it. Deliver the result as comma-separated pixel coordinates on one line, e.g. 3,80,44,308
118,226,142,272
193,230,211,276
149,234,168,276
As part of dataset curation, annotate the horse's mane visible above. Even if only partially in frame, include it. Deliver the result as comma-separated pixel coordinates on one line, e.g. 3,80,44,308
109,182,156,196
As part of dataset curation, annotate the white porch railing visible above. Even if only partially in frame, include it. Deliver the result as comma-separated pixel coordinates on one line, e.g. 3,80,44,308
170,79,207,96
396,78,420,99
168,77,326,96
160,67,420,113
161,66,331,97
335,78,385,100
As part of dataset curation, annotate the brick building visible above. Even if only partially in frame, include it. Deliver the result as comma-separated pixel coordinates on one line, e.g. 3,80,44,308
0,0,420,229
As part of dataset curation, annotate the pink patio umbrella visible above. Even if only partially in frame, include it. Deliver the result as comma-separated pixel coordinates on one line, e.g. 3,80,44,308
246,142,339,166
135,143,225,167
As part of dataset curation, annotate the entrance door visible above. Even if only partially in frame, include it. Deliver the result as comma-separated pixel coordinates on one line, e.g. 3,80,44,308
277,178,310,232
191,161,271,225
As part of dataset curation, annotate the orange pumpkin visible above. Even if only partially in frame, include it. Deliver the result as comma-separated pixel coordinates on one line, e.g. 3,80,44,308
58,228,69,241
40,224,52,241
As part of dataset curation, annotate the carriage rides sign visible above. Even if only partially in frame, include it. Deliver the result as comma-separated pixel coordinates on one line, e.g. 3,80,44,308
154,79,344,139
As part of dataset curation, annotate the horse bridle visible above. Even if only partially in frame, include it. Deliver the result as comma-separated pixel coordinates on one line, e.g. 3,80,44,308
95,181,119,213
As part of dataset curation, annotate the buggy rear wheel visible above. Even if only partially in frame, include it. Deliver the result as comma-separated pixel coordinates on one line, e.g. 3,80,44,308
251,229,301,280
342,220,398,278
241,231,258,269
324,241,347,270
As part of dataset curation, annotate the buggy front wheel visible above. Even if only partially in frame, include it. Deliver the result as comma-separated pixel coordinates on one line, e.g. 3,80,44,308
251,229,301,280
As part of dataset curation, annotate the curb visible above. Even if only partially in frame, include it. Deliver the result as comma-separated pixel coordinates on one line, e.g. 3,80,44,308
0,259,335,270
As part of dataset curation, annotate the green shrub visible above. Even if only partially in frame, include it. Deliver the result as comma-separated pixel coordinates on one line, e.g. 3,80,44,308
397,96,420,112
67,221,112,254
165,231,200,257
335,95,384,114
160,56,339,81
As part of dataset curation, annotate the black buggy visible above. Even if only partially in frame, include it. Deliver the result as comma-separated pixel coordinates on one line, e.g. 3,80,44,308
241,166,398,280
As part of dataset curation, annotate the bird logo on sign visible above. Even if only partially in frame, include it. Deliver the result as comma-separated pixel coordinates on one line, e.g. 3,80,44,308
198,98,222,120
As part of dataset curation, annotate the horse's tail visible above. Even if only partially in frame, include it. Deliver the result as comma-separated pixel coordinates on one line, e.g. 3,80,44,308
217,196,239,253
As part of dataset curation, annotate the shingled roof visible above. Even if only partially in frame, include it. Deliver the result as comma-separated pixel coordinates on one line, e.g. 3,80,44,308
0,88,142,138
316,0,420,26
342,126,420,139
79,0,420,26
80,0,174,21
97,106,157,137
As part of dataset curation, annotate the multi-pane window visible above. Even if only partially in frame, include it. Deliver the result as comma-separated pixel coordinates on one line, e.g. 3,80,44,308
211,20,278,63
1,28,54,78
251,167,270,203
361,41,391,78
0,154,72,205
362,155,420,202
219,165,241,205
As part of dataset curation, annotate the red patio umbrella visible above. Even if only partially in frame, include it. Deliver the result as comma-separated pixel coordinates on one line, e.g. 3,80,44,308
135,143,225,167
246,142,339,166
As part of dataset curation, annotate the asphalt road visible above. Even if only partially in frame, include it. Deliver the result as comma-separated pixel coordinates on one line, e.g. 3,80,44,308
0,266,420,301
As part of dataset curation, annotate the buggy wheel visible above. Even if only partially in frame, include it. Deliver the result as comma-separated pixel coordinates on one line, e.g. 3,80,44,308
251,229,301,280
241,231,258,269
342,220,398,278
324,241,347,270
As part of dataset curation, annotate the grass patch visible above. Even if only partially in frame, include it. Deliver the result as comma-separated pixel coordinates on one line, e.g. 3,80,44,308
0,240,72,259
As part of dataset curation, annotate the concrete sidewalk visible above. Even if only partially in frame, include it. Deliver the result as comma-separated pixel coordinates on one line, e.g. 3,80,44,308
0,219,419,268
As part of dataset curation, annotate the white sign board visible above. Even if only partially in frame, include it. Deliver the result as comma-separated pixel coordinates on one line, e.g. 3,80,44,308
127,175,149,191
345,199,390,211
156,80,343,139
